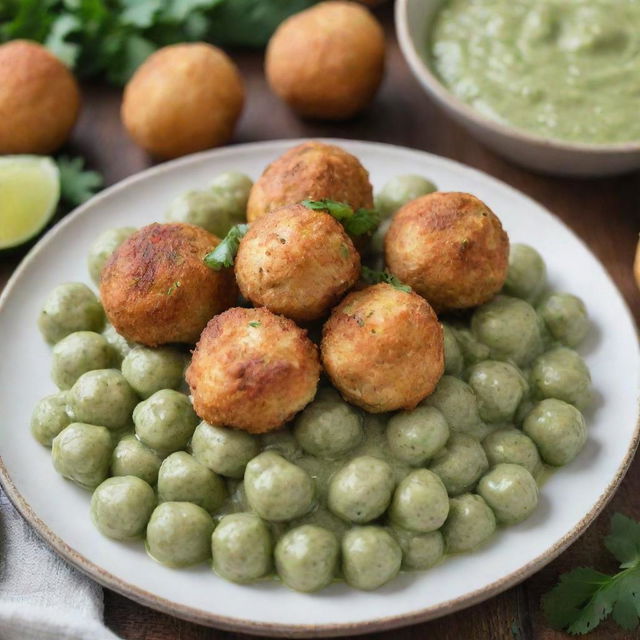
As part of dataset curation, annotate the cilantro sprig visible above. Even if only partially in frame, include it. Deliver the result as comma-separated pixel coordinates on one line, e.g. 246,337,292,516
302,199,381,236
203,223,248,270
542,513,640,634
57,156,103,208
361,266,412,293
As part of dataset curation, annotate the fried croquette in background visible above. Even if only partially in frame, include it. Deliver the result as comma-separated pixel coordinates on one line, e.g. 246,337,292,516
235,204,360,322
265,2,385,120
100,223,237,346
121,43,244,159
246,141,374,222
0,40,80,154
321,283,444,412
186,307,321,434
385,192,509,311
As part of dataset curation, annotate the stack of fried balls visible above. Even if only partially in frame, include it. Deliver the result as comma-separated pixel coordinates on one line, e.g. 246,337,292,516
98,140,509,434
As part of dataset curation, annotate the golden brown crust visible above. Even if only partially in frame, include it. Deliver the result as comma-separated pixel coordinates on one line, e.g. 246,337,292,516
265,1,385,120
246,141,374,222
385,192,509,311
121,43,244,159
0,40,80,154
321,283,444,412
235,204,360,322
186,307,321,433
100,223,237,346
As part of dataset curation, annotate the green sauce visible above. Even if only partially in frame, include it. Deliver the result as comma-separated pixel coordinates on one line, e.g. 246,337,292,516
430,0,640,144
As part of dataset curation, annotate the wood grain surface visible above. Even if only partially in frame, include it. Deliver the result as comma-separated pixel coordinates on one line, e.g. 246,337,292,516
1,5,639,639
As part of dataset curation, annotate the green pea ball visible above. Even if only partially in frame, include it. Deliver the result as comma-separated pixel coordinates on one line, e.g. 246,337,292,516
211,512,272,583
503,244,546,302
191,421,259,479
31,392,71,446
38,282,104,344
51,331,115,390
386,406,449,466
121,346,186,399
523,398,587,466
477,463,539,524
91,476,156,540
146,502,214,567
87,227,136,285
275,525,339,592
111,434,162,485
443,493,496,553
51,422,113,490
375,175,437,218
538,293,589,348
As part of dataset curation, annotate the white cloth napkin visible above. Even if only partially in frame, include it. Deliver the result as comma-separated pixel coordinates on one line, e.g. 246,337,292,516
0,488,121,640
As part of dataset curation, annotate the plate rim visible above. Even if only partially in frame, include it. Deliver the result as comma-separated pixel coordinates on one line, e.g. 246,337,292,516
1,138,638,637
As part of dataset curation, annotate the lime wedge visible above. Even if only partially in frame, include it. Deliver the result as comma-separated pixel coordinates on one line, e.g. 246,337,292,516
0,155,60,250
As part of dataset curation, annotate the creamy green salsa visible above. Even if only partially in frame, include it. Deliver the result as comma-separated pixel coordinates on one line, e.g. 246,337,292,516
430,0,640,144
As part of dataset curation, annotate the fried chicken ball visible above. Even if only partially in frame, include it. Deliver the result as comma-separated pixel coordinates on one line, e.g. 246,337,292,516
121,43,244,159
186,307,321,434
235,204,360,322
321,283,444,412
385,192,509,311
100,223,237,346
265,2,385,120
0,40,80,154
246,141,373,222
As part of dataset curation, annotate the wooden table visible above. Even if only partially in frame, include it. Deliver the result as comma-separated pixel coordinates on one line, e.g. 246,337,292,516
1,5,639,639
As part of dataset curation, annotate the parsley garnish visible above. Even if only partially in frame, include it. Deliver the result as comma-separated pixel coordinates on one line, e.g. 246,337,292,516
57,156,103,207
166,281,181,296
203,224,248,270
302,199,380,236
248,321,261,328
361,266,412,293
542,513,640,634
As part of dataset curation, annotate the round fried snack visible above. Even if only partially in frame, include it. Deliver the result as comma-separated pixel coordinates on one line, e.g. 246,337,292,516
100,223,237,346
385,192,509,311
265,1,385,120
246,141,373,222
186,308,321,434
235,204,360,322
321,283,444,412
121,43,244,159
0,40,80,154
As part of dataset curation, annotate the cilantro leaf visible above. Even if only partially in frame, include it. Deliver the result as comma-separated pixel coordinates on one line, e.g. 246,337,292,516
361,266,412,293
205,0,315,47
44,14,81,66
542,568,612,632
605,513,640,568
203,223,248,270
542,513,640,635
301,199,381,236
611,572,640,630
56,155,104,207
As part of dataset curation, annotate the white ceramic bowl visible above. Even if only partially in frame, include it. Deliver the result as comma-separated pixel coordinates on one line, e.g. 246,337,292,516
396,0,640,177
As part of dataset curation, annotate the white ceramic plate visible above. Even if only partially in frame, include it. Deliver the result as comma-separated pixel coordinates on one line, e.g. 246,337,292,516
0,139,638,637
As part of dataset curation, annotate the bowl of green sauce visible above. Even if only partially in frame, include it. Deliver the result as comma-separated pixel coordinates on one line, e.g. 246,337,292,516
396,0,640,176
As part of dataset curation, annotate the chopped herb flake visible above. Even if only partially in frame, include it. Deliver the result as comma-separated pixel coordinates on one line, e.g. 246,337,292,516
302,199,380,236
361,266,412,293
248,321,261,328
166,281,181,295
